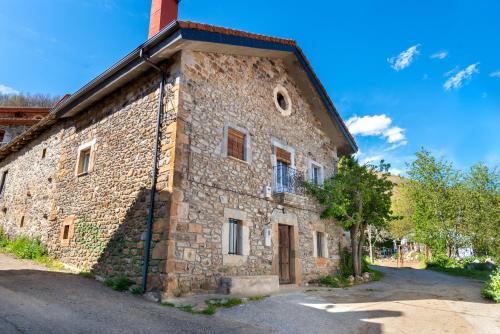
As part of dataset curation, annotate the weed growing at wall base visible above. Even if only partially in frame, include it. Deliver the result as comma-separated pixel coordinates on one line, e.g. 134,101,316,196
0,228,64,270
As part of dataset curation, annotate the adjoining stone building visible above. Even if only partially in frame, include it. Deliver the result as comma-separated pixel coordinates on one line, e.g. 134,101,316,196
0,107,49,146
0,1,357,296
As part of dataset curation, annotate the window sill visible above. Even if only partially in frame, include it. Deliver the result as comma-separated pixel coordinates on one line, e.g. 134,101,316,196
223,254,248,266
77,172,89,177
227,155,249,165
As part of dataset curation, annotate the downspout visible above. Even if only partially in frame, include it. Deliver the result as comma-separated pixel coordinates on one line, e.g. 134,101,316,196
140,49,165,293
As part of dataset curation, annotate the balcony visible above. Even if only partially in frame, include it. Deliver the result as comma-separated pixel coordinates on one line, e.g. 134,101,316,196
272,165,307,207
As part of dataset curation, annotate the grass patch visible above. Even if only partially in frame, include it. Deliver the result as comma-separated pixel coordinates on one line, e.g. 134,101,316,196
103,277,134,291
368,268,384,281
130,286,142,295
178,305,194,313
160,301,175,307
0,229,64,270
427,266,491,282
248,295,269,302
200,304,217,315
206,297,243,308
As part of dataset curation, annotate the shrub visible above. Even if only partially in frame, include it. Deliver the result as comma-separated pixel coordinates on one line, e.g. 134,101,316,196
427,253,460,268
482,269,500,303
104,277,134,291
0,227,8,248
339,248,354,277
6,237,47,260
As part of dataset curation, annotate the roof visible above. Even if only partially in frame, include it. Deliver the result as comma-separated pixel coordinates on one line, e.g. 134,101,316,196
0,107,50,126
0,20,357,161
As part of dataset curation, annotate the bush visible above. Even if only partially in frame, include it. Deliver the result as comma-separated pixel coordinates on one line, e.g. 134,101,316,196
482,269,500,303
5,237,47,260
339,248,354,277
0,227,9,248
427,253,460,268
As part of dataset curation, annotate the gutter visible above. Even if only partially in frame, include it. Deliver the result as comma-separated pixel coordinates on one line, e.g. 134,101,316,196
140,49,166,292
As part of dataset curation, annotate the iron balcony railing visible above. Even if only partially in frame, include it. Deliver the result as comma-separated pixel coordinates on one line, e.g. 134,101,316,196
273,165,306,195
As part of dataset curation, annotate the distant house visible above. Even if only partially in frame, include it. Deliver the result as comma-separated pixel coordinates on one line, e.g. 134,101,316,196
0,107,49,145
0,0,357,296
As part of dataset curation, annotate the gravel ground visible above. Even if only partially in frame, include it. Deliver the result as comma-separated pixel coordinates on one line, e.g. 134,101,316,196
1,253,499,334
217,266,500,334
0,253,271,334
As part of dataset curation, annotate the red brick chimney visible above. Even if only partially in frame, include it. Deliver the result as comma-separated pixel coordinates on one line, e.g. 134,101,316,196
148,0,179,39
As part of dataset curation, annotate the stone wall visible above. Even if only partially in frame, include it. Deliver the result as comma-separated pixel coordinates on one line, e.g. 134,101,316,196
166,50,347,294
0,57,181,290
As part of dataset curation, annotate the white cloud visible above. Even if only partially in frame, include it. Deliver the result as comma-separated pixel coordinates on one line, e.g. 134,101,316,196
385,141,408,151
0,84,19,95
346,114,407,144
387,44,420,71
490,71,500,78
443,63,479,91
346,115,392,136
383,126,405,143
431,51,448,60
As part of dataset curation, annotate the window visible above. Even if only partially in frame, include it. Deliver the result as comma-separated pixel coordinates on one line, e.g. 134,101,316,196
60,215,76,246
273,85,292,116
227,128,246,161
0,170,7,197
62,225,70,240
75,139,96,176
228,218,242,255
20,216,25,228
80,149,91,174
41,148,47,159
316,232,325,258
309,161,324,186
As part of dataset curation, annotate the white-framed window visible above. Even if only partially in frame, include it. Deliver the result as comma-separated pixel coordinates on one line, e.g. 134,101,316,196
228,218,242,255
313,231,329,258
271,139,296,193
308,160,324,186
75,139,96,176
222,208,250,265
223,124,251,163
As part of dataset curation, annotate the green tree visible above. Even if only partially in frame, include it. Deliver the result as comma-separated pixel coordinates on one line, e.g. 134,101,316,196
462,163,499,258
389,179,415,240
306,156,394,277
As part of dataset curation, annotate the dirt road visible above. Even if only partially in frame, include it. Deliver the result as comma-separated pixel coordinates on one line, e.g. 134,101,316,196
1,253,499,333
217,266,500,333
0,253,269,334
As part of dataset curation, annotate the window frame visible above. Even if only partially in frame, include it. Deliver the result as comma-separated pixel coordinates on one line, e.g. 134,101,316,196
228,218,242,255
0,170,7,198
75,139,96,176
316,232,324,258
223,124,251,163
308,160,324,186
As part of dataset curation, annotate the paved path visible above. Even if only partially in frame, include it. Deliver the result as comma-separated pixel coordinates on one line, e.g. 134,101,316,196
0,254,270,334
217,266,500,334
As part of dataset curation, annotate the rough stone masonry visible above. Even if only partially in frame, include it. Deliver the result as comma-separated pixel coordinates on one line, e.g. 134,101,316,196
0,41,352,295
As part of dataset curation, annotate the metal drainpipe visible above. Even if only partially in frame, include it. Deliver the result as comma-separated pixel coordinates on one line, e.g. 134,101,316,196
140,50,165,293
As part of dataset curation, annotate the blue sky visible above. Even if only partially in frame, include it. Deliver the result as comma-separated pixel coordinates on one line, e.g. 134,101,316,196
0,0,498,174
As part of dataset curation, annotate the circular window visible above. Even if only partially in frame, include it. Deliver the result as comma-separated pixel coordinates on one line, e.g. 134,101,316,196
273,85,292,116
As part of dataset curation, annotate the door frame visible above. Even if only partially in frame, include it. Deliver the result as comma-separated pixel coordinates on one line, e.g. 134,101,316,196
276,223,297,284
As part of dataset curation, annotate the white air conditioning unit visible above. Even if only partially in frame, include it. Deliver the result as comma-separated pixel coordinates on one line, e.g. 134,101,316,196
264,185,272,199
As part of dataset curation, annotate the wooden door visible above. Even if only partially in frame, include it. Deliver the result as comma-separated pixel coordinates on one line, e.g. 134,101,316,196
279,225,291,284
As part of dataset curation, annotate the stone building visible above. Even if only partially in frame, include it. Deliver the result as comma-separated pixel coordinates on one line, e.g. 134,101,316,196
0,107,49,146
0,0,357,296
